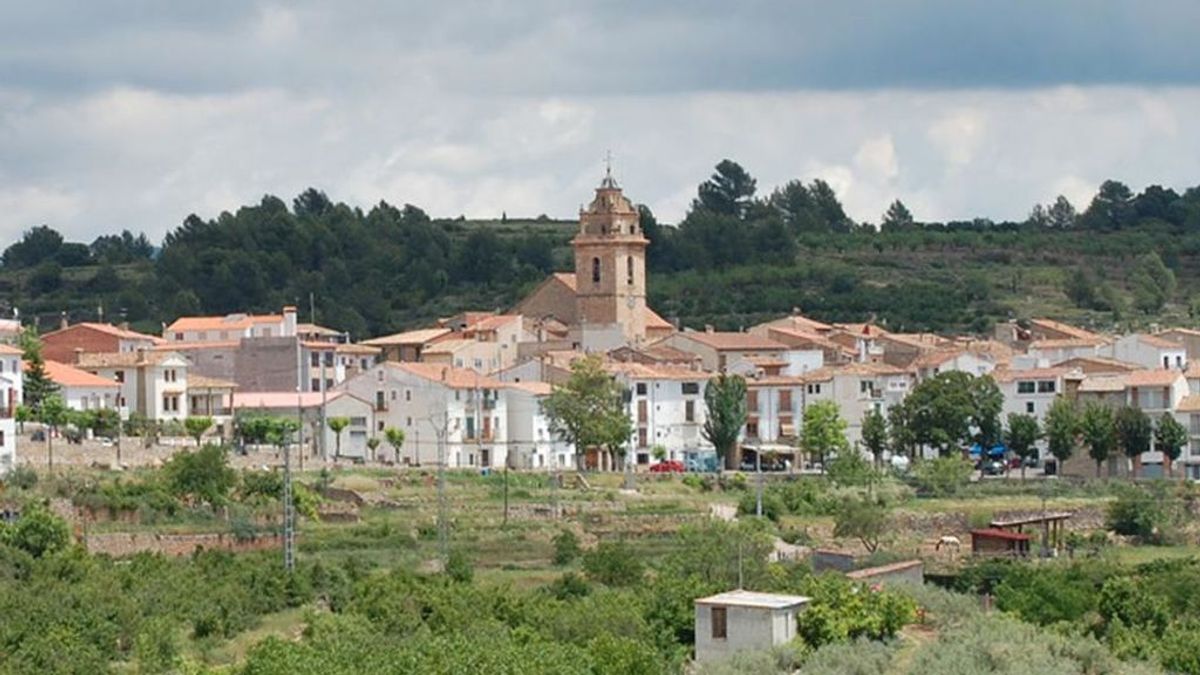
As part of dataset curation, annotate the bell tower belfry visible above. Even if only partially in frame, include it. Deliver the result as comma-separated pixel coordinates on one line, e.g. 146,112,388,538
572,164,648,345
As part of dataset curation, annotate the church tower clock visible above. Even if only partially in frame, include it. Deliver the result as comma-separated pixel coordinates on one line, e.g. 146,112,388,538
573,167,648,345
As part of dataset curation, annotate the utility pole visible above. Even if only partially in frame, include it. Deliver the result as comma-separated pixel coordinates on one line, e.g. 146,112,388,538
429,408,454,564
283,418,295,573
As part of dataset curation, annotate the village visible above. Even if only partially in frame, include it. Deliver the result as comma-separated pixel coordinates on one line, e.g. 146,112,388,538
0,174,1198,673
5,172,1200,481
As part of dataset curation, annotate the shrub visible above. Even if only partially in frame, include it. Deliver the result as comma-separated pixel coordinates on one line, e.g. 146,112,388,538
445,548,474,583
1105,485,1167,542
582,540,644,586
826,451,876,487
5,466,38,491
552,529,580,565
0,503,71,558
909,456,973,497
546,572,591,600
737,489,784,522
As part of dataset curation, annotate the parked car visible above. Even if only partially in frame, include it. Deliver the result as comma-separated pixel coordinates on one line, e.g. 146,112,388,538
649,460,685,473
979,459,1006,476
740,457,791,472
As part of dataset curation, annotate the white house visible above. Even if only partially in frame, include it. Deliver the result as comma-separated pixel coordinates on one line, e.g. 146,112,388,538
1108,334,1188,371
605,362,711,465
164,305,298,343
503,381,571,470
995,367,1079,461
338,362,510,468
0,344,21,473
1076,369,1190,476
912,348,996,381
1028,337,1109,366
76,350,190,421
43,360,121,412
694,590,810,665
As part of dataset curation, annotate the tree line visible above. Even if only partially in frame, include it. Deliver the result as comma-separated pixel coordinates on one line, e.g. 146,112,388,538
6,163,1200,337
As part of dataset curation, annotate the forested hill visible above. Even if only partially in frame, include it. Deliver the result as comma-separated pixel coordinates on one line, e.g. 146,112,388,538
2,161,1198,339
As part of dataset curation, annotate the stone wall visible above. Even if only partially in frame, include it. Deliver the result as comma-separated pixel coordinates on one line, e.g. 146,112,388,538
85,532,284,558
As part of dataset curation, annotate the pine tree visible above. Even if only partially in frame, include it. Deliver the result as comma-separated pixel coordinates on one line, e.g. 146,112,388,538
19,327,57,412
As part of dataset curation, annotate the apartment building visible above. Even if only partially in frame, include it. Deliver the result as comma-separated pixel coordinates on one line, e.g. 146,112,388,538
0,344,21,472
605,362,710,465
41,322,164,363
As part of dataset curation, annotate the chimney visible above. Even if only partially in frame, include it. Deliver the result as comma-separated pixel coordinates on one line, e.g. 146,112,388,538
74,348,83,365
282,305,298,337
704,324,715,333
59,311,68,331
119,321,130,332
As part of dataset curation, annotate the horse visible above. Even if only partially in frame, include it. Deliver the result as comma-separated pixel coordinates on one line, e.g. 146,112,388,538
935,535,962,551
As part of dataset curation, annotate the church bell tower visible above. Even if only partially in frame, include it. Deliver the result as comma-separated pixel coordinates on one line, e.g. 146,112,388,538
573,165,648,345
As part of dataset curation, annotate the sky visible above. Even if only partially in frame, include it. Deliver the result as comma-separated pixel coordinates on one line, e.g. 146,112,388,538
4,1,1200,244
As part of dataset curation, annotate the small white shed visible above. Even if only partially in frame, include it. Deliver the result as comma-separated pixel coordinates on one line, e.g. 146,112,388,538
694,590,810,664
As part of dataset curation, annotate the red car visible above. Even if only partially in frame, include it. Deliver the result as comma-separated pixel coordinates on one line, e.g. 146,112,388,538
649,460,685,473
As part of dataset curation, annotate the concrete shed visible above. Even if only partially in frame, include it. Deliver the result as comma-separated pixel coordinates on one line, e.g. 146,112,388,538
694,590,810,664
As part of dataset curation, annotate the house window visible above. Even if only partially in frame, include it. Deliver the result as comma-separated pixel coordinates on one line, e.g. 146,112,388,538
711,607,727,639
1037,381,1056,394
779,390,792,410
311,378,320,392
1026,402,1035,414
636,383,647,396
681,382,700,395
1164,355,1170,369
115,371,125,383
377,421,385,432
175,332,184,341
406,417,412,427
311,352,320,367
376,391,385,410
1017,381,1035,394
746,421,758,437
638,428,648,447
405,389,412,401
391,390,397,401
747,390,758,410
685,400,695,423
592,257,601,284
807,383,822,395
626,256,634,285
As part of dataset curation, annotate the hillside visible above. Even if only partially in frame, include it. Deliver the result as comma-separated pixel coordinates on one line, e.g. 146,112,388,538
2,166,1197,338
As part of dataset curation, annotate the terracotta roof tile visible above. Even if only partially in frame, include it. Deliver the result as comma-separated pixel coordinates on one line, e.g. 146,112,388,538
387,362,506,390
41,360,120,388
1029,318,1102,341
681,331,787,351
77,351,186,368
361,327,453,346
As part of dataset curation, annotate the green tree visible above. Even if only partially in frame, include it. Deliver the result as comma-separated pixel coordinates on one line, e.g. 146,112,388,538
800,400,849,471
163,444,237,506
1129,251,1177,313
1081,403,1117,478
1114,406,1152,478
366,436,381,463
1004,413,1041,479
0,503,71,558
1044,397,1079,467
861,408,889,468
1081,179,1136,229
581,540,644,586
384,427,406,465
18,327,57,412
327,417,350,460
693,159,757,218
833,498,889,553
542,356,633,472
38,394,68,470
184,416,214,447
881,200,915,230
701,374,748,471
1155,414,1188,478
899,372,1000,456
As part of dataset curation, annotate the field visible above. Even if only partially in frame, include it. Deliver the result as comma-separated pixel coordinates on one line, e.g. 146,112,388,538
3,454,1199,673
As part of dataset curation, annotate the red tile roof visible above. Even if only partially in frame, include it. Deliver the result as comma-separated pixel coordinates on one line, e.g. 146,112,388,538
681,331,786,351
41,360,120,388
387,362,506,390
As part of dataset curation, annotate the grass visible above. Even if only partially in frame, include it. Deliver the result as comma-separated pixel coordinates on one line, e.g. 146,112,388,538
1103,545,1200,565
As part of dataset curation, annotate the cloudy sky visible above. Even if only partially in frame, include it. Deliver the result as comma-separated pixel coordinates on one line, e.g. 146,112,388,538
4,1,1200,244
